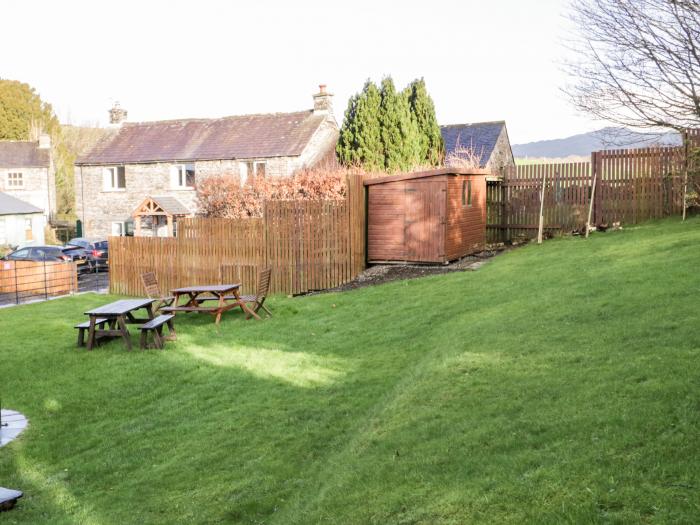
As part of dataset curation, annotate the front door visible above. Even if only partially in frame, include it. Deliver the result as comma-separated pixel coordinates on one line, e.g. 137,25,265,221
405,182,445,262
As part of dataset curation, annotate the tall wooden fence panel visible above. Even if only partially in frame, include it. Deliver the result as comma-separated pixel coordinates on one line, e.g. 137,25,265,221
110,174,368,297
488,162,591,241
596,147,685,225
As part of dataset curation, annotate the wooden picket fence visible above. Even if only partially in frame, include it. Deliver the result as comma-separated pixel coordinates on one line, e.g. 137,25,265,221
488,137,696,241
109,175,367,296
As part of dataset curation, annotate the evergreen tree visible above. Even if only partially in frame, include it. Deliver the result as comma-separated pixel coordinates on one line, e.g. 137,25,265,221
337,80,383,170
379,77,421,172
405,78,444,166
0,79,60,140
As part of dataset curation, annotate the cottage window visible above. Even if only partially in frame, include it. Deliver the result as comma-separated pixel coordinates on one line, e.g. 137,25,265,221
240,161,266,186
7,172,23,188
171,164,195,189
103,166,126,190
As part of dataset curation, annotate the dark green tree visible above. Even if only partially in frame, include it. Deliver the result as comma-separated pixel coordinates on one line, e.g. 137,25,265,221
379,77,421,172
337,80,383,170
0,79,60,140
0,79,75,215
405,78,444,166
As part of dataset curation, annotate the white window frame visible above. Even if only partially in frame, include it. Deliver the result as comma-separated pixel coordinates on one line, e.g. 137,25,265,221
102,166,126,191
111,221,125,236
170,164,195,189
7,171,24,188
239,160,266,186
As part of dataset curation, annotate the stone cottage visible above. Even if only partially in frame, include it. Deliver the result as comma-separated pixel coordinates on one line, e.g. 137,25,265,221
440,121,515,175
75,86,338,237
0,135,56,221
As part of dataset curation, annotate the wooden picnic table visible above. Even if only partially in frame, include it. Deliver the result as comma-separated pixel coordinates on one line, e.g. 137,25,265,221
84,298,155,351
165,283,261,324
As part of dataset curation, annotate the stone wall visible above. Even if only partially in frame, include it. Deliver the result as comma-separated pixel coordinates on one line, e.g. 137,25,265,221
0,166,52,218
486,128,516,175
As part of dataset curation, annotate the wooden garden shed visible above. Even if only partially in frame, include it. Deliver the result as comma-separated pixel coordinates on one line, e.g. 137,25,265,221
364,168,489,264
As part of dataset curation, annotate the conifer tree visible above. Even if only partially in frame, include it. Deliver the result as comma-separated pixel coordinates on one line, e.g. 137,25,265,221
379,77,421,172
336,80,383,170
405,78,444,166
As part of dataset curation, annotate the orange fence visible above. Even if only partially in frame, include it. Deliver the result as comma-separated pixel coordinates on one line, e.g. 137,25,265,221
109,175,368,296
0,260,78,299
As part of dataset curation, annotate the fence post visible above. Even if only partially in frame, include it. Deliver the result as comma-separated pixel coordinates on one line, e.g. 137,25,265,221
592,151,603,225
586,155,597,238
537,170,546,244
682,130,689,221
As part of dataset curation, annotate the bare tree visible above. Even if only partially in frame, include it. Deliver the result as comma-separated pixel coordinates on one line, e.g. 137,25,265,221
564,0,700,132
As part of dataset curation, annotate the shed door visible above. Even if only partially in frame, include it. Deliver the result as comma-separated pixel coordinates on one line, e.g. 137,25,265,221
405,182,446,262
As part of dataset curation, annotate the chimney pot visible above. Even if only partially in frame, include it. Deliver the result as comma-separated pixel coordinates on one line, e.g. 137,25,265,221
313,84,333,116
38,133,51,149
109,101,128,127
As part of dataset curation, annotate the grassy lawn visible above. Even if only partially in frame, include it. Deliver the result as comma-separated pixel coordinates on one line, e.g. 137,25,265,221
1,217,700,524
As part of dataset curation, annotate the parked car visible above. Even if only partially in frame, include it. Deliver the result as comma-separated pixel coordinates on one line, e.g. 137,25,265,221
63,238,109,272
2,245,75,263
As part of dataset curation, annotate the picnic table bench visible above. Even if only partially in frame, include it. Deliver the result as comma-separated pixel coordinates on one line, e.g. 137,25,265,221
162,283,261,324
139,314,176,349
82,299,156,350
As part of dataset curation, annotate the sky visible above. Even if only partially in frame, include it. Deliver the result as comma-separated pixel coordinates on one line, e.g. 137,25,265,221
1,0,601,144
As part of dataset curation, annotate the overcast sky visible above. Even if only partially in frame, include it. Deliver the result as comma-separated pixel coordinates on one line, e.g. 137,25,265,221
1,0,600,144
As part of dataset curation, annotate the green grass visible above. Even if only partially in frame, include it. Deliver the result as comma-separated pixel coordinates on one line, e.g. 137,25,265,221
2,217,700,524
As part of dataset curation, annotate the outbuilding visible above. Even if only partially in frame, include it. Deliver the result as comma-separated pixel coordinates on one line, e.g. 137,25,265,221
364,168,488,264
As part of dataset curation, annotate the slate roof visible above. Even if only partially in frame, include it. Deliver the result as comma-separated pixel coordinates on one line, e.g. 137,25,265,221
440,121,507,168
149,196,192,215
0,192,43,215
77,111,328,166
0,141,50,168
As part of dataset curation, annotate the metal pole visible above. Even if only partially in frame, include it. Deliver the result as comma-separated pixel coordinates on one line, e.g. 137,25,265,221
537,170,546,244
43,259,48,300
13,263,19,305
586,171,597,238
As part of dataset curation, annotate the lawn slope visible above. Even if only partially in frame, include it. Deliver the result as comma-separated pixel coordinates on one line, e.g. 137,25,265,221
1,217,699,524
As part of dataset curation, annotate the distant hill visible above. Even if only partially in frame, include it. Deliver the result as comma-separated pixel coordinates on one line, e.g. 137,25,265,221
513,127,682,159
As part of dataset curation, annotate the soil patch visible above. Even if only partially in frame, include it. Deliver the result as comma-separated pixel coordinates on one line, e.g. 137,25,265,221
315,244,519,294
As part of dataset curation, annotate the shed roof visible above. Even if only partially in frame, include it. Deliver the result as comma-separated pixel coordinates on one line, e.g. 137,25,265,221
0,141,50,168
77,111,328,166
364,168,489,186
0,192,44,215
440,121,507,167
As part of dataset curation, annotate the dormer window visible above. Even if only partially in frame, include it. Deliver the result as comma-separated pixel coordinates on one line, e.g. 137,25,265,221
171,164,195,189
103,166,126,191
7,172,23,188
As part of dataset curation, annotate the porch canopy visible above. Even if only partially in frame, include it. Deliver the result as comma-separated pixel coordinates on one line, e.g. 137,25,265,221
132,195,193,236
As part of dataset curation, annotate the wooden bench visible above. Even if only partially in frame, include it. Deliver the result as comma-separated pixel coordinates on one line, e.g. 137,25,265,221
139,314,176,350
161,306,221,313
75,318,109,348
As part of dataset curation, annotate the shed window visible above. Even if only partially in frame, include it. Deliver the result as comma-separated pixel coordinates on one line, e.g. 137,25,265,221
7,172,23,188
462,179,472,207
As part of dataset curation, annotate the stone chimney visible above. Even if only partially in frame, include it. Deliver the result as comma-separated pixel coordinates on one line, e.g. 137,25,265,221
109,101,128,126
38,133,51,149
312,84,333,115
